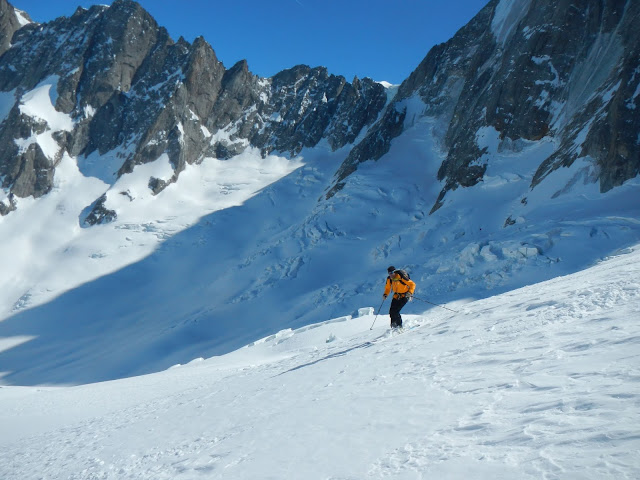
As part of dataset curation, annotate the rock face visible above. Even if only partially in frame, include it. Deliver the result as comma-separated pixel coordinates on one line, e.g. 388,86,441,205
0,0,29,56
0,0,387,221
329,0,640,212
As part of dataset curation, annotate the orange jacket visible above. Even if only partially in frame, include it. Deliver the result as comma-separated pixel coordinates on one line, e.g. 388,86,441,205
384,275,416,299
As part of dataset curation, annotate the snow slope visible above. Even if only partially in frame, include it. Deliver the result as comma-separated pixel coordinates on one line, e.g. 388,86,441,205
1,88,639,386
1,245,639,479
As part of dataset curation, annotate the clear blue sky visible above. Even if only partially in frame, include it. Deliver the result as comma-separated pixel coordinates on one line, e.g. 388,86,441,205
11,0,490,84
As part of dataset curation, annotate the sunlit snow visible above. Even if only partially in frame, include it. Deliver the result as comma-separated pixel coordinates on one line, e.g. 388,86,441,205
0,43,639,480
1,247,639,479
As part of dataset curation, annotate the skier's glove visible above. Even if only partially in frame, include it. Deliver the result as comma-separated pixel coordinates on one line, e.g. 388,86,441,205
406,294,413,302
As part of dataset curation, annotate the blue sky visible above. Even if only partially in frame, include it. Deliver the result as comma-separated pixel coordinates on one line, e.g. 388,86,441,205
11,0,490,84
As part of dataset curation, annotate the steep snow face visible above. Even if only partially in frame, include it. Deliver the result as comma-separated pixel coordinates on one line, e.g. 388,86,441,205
15,76,73,157
491,0,533,45
13,8,32,27
0,246,639,479
558,32,625,127
19,77,70,127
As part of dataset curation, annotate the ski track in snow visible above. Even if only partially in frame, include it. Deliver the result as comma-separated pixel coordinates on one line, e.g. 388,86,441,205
1,248,639,479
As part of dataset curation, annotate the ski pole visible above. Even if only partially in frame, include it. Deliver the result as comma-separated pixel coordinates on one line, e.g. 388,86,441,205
370,297,386,330
412,295,459,313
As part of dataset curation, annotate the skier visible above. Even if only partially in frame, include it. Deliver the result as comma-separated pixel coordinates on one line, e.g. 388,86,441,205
383,266,416,329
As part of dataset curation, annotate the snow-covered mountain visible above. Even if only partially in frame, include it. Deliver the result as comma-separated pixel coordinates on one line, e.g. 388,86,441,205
0,0,386,218
1,245,639,479
330,0,640,207
0,0,638,387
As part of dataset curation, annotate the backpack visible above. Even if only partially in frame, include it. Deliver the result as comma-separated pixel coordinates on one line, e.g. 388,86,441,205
394,269,410,281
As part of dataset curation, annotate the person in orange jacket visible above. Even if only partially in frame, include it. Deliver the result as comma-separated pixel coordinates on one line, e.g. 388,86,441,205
383,266,416,329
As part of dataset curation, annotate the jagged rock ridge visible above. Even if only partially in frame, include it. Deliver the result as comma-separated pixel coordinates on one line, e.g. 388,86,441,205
0,0,386,221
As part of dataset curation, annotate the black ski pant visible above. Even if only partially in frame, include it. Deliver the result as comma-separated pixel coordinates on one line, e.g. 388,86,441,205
389,296,409,328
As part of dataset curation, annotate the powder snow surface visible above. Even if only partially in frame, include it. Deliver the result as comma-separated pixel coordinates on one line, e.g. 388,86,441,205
0,247,639,479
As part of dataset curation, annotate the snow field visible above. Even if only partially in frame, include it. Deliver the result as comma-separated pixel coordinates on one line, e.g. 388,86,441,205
1,246,639,479
1,79,639,388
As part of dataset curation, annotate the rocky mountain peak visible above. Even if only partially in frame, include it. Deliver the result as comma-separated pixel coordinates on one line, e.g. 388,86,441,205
0,0,388,222
328,0,639,213
0,0,31,56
